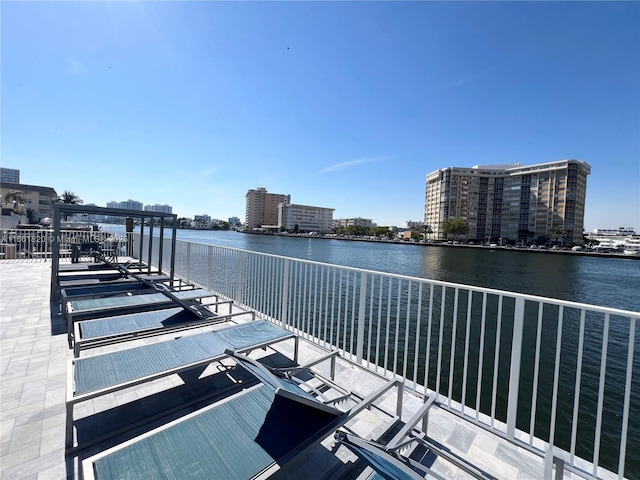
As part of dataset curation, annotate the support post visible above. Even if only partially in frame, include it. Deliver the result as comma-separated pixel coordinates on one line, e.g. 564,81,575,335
506,297,525,438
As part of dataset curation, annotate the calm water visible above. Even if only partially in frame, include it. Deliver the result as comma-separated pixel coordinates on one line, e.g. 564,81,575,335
118,227,640,312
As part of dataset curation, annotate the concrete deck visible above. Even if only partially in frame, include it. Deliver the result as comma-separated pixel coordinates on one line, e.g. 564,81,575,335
0,260,597,479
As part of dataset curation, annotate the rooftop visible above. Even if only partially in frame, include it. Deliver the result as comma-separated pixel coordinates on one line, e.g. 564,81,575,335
0,260,619,479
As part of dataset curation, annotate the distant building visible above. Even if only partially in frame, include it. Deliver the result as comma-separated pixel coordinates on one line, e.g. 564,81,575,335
333,217,373,229
278,202,334,233
589,227,636,236
245,187,290,230
144,204,172,214
192,214,211,229
0,182,57,223
585,227,639,250
105,200,143,223
404,220,424,229
424,159,591,245
110,199,143,211
0,168,20,184
228,216,241,227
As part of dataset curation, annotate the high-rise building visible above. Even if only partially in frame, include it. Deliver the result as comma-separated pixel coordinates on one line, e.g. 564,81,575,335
278,203,334,233
144,204,172,214
0,168,20,184
245,187,290,230
107,200,144,211
424,159,591,245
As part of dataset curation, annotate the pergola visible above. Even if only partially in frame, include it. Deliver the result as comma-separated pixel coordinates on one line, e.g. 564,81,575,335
50,204,178,299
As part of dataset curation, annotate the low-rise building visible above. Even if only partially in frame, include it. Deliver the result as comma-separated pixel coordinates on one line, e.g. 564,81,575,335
278,203,334,233
0,182,58,224
332,217,374,229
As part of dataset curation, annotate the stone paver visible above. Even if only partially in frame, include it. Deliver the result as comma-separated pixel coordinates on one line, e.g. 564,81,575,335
1,262,69,480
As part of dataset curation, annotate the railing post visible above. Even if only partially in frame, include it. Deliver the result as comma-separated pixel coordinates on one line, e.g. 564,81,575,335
186,242,191,283
507,297,525,438
207,245,213,292
356,272,367,363
280,259,290,328
236,251,244,305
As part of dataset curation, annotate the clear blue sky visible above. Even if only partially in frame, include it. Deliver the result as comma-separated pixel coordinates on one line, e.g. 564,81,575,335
2,1,639,230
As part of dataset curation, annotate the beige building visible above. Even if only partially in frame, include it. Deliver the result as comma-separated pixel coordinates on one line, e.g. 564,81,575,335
424,159,591,245
0,182,58,224
332,217,373,229
245,187,290,230
278,203,334,233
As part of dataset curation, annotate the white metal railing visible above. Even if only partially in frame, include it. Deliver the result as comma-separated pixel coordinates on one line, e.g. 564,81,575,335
142,237,638,480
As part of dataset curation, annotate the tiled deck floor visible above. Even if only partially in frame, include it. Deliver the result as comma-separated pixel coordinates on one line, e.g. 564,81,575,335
0,261,603,479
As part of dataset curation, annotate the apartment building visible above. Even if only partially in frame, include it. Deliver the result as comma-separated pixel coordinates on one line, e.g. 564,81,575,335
0,168,20,184
245,187,290,230
0,182,58,223
144,204,173,214
333,217,374,229
278,203,335,233
108,199,144,211
424,159,591,245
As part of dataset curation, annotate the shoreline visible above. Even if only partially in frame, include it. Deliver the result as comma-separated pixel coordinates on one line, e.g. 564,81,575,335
238,229,640,260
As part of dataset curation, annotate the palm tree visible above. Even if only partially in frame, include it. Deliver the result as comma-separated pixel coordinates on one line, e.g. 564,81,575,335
548,226,566,247
3,190,26,214
57,191,83,220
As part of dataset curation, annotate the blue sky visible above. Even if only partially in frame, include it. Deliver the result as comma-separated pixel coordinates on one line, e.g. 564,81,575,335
2,1,639,230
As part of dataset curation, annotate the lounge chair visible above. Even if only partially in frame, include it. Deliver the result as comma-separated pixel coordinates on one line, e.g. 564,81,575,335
60,276,193,326
72,300,243,357
65,286,216,344
58,258,146,273
61,282,156,317
66,320,297,452
57,273,171,289
335,394,496,480
81,350,405,479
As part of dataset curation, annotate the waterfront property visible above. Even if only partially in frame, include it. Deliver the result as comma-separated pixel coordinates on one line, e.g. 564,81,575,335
425,159,591,245
1,221,638,479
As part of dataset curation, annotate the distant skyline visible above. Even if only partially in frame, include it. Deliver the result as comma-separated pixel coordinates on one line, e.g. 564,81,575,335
2,1,639,231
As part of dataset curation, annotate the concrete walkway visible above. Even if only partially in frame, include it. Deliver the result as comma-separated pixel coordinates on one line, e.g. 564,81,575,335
1,262,68,479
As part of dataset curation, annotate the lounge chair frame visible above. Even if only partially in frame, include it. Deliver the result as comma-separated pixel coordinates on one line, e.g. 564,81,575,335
336,393,497,480
50,203,178,301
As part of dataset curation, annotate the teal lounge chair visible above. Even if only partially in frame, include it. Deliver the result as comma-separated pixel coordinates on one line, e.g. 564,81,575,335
66,320,297,452
72,300,242,357
81,351,404,480
65,286,216,344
